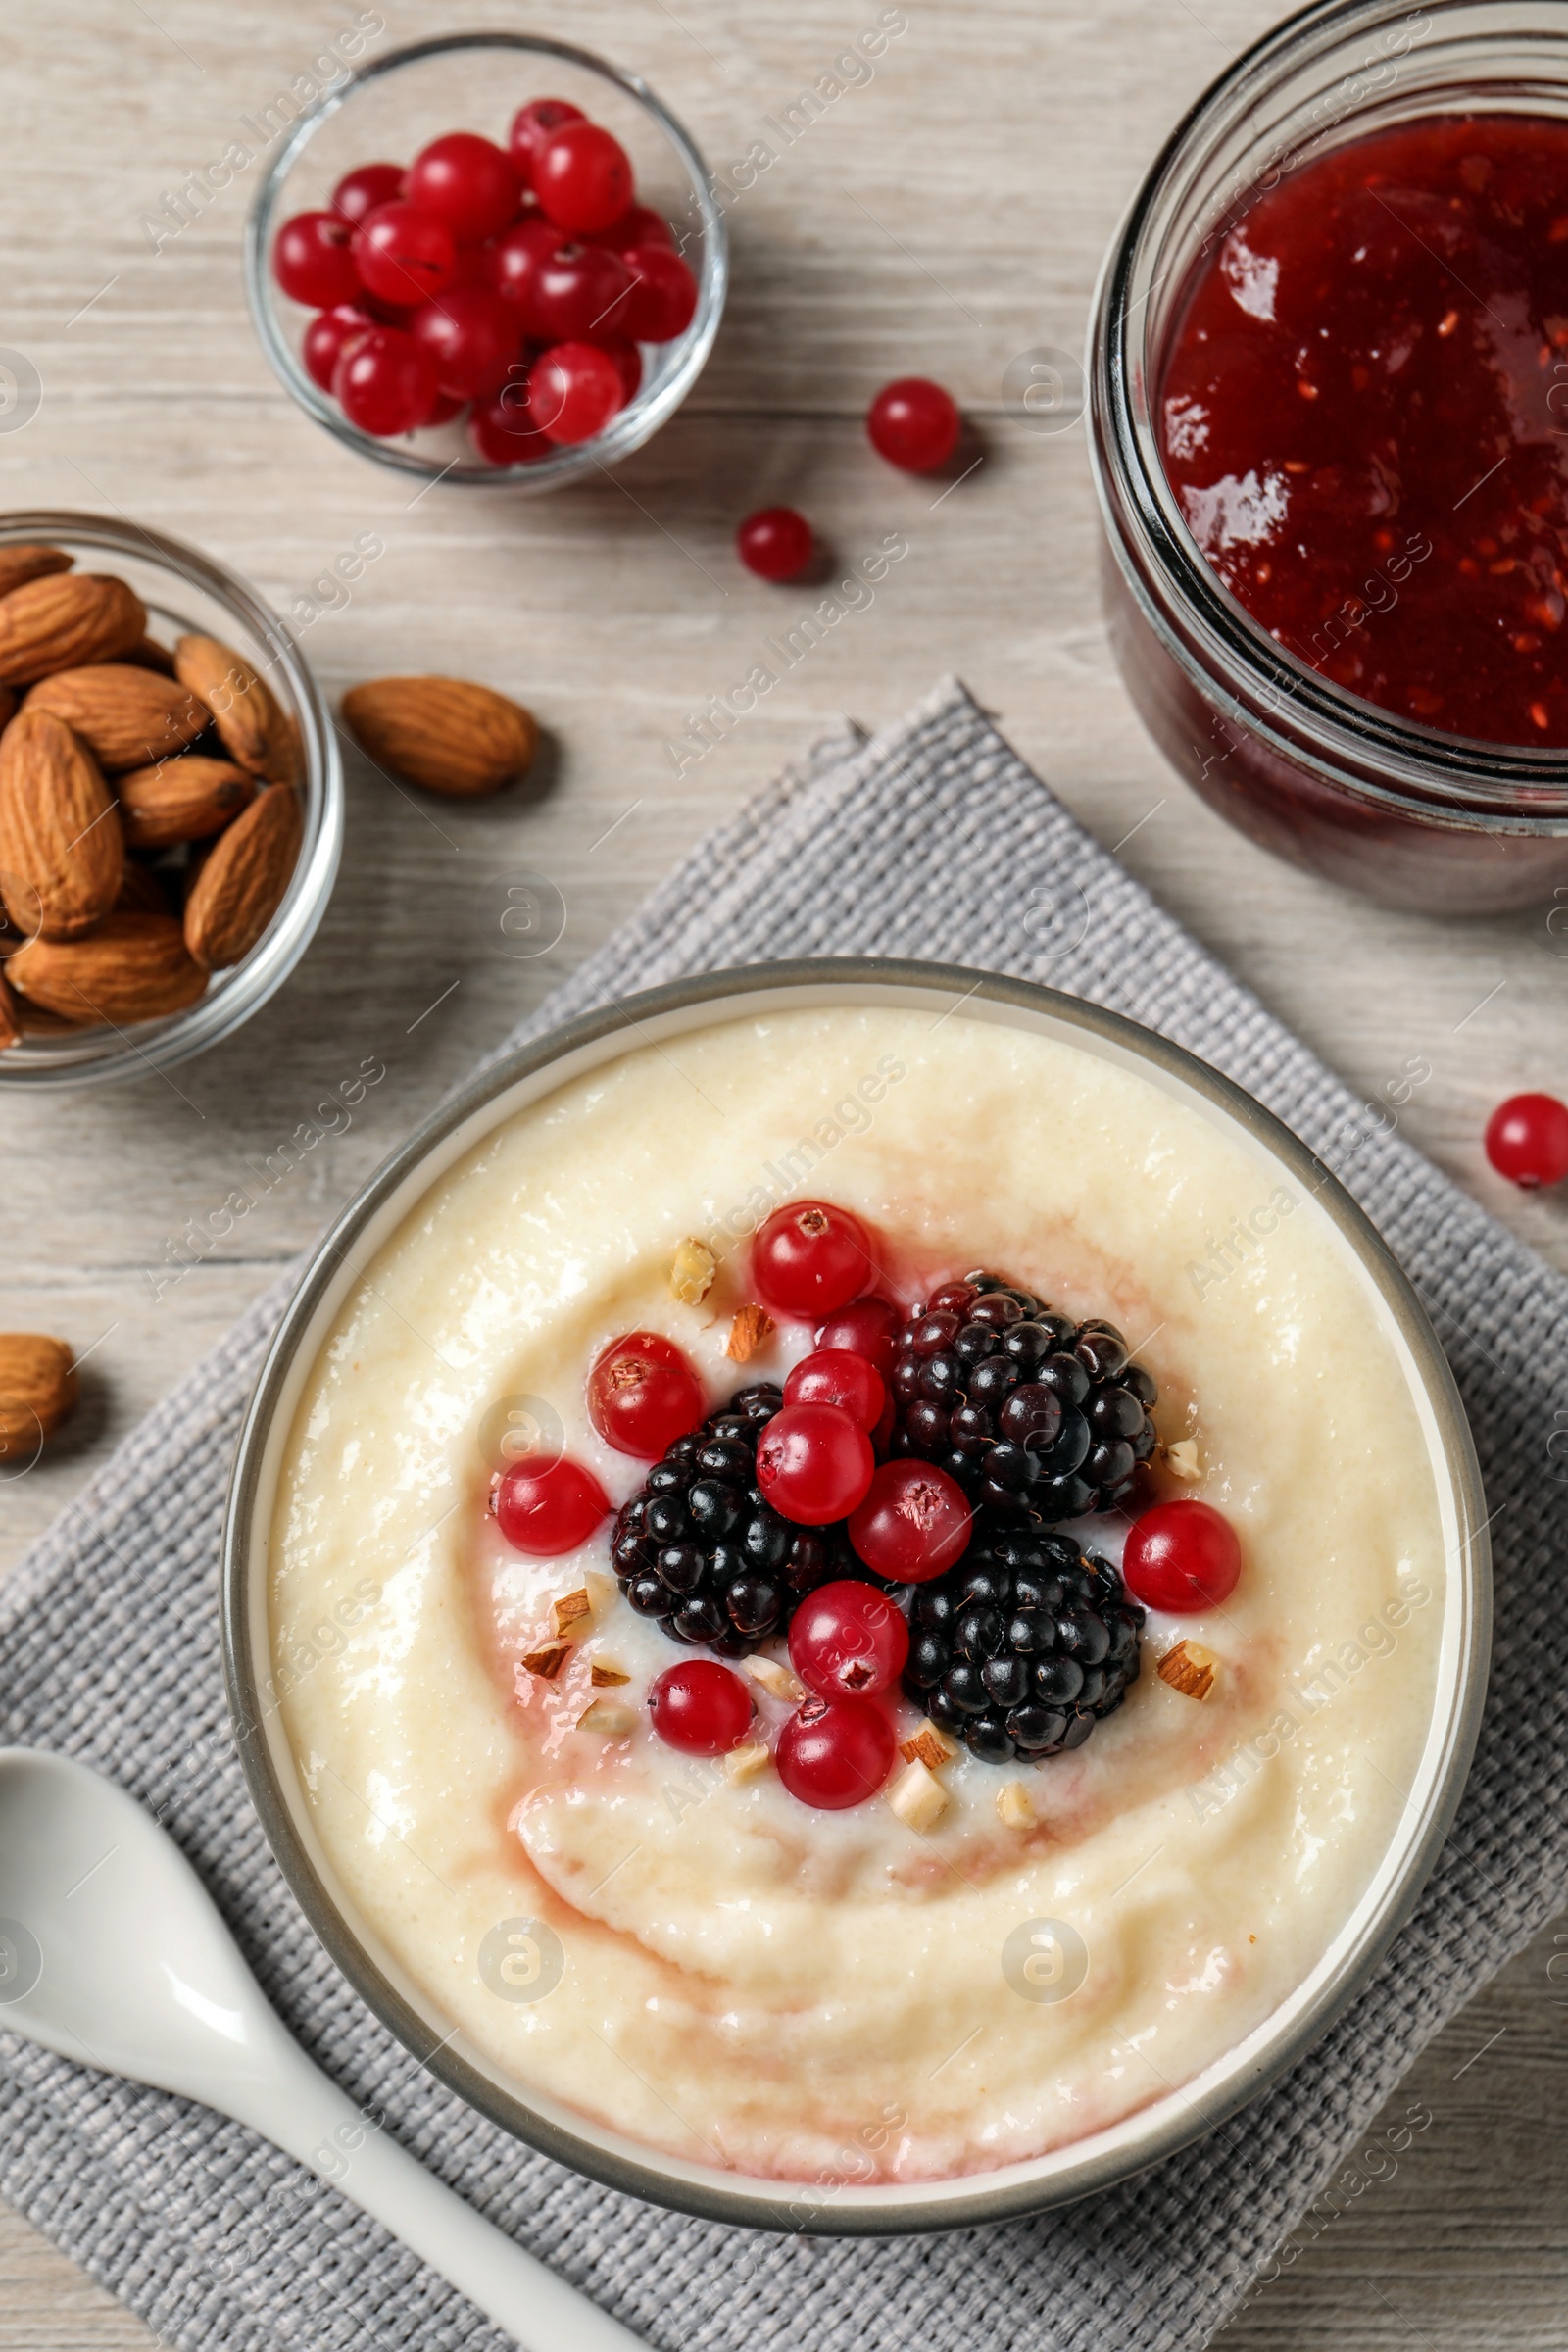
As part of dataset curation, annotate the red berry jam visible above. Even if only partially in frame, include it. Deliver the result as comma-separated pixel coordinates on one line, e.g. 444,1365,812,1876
1160,115,1568,747
775,1695,896,1809
755,1402,874,1526
495,1453,610,1556
587,1332,706,1459
788,1578,909,1700
752,1200,876,1319
1485,1091,1568,1188
1121,1499,1242,1614
648,1659,753,1755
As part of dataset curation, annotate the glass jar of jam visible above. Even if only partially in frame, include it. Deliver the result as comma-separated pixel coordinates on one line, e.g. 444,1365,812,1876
1089,0,1568,913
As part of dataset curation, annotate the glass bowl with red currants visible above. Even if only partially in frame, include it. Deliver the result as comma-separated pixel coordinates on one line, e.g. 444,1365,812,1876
245,33,727,489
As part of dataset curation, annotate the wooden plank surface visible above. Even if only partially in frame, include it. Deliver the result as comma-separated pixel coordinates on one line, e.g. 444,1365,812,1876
1,0,1564,2342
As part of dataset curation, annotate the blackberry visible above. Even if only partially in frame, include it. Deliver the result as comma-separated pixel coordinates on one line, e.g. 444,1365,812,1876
888,1270,1159,1521
609,1384,851,1654
900,1521,1144,1763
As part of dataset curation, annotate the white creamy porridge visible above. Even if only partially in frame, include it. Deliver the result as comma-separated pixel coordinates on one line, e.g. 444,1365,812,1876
270,1007,1446,2183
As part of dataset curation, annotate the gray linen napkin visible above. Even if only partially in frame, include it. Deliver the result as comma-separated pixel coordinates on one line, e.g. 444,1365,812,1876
2,676,1563,2352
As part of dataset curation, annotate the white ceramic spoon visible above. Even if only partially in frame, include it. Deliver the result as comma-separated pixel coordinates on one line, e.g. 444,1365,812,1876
0,1746,644,2352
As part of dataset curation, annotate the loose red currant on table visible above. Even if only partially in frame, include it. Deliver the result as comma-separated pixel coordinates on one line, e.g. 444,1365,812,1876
789,1578,908,1699
468,379,556,467
752,1200,877,1319
1485,1092,1568,1189
784,1348,886,1433
815,1295,901,1378
756,1402,874,1524
272,209,361,307
525,240,632,340
848,1458,972,1581
495,1453,609,1556
407,131,522,243
302,303,375,392
354,200,458,306
530,340,627,444
648,1659,753,1755
534,120,635,233
867,376,960,472
775,1695,896,1809
1121,1498,1242,1613
509,97,587,181
333,327,439,437
331,161,406,226
410,286,521,400
737,508,814,583
587,1331,705,1458
617,244,699,342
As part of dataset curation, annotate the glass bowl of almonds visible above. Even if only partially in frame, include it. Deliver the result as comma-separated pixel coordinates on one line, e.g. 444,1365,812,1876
0,511,341,1089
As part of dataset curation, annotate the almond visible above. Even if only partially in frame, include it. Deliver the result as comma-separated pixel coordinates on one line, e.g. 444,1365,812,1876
341,675,537,797
1158,1640,1217,1701
0,572,146,685
0,544,73,601
0,1334,77,1460
522,1640,572,1680
183,783,301,969
0,963,21,1051
8,912,206,1025
117,757,254,849
0,708,123,939
173,633,289,778
669,1236,717,1305
726,1302,775,1362
26,665,211,772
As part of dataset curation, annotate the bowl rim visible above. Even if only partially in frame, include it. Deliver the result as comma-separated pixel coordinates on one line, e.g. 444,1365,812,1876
244,29,729,490
0,507,342,1090
221,956,1491,2233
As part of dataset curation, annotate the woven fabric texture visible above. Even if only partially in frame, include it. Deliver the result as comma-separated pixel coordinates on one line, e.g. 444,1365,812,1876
2,678,1564,2352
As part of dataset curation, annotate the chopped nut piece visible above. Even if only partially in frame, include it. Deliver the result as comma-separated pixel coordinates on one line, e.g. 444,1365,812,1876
552,1587,592,1638
723,1740,770,1784
521,1640,571,1681
669,1235,717,1305
590,1660,631,1688
997,1780,1037,1831
742,1655,806,1703
1164,1438,1202,1482
900,1721,956,1771
725,1302,775,1362
576,1699,636,1738
887,1758,949,1833
1158,1639,1217,1701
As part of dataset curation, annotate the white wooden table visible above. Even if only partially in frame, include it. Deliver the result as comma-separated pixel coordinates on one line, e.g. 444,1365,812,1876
3,1,1565,2342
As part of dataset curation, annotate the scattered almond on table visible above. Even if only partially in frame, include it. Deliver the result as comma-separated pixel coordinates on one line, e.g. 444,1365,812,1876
341,673,537,797
0,1333,77,1461
0,544,304,1048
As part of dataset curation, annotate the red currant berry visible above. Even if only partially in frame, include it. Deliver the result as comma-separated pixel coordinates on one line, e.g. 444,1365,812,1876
468,379,556,466
331,161,406,227
618,244,698,341
753,1200,876,1319
530,339,627,443
775,1695,895,1809
333,326,439,437
424,390,466,425
595,335,643,404
448,240,499,292
302,303,375,392
589,204,676,258
272,209,360,307
867,376,960,472
737,507,814,583
1484,1092,1568,1189
789,1578,908,1700
407,131,522,244
410,286,521,400
848,1460,972,1583
509,97,586,181
814,1296,901,1378
534,121,635,233
784,1348,886,1433
1122,1499,1243,1614
495,1453,609,1555
587,1331,705,1458
526,241,632,341
756,1402,874,1525
354,201,457,306
489,217,561,308
648,1659,753,1756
